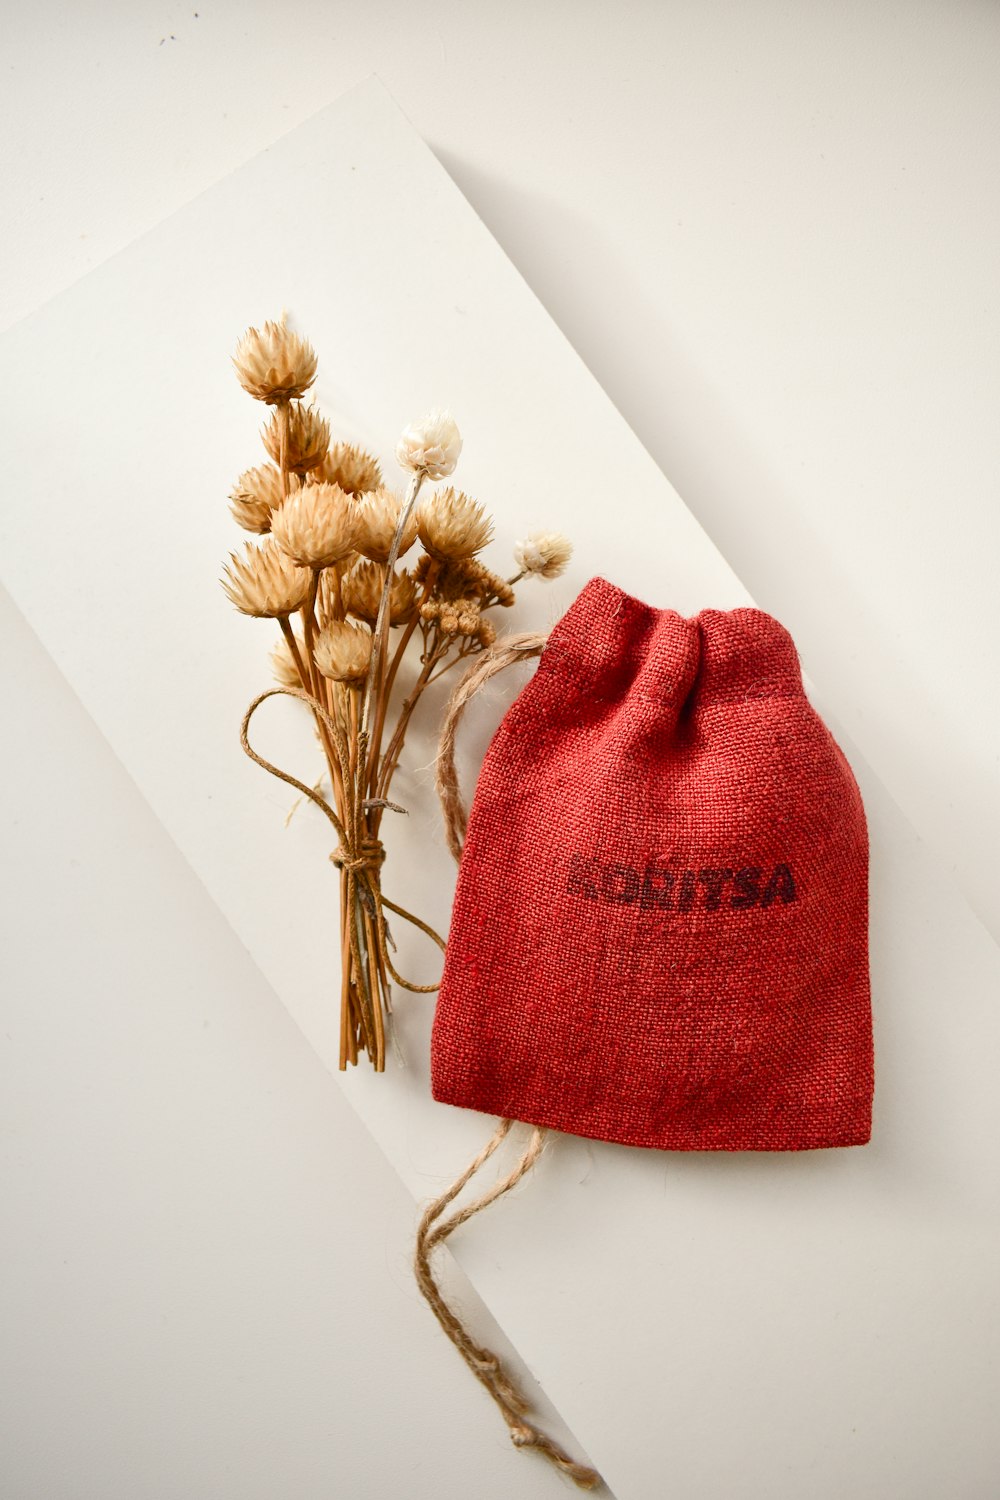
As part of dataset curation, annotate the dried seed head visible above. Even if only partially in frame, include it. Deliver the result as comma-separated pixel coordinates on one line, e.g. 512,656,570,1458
513,530,573,580
354,486,419,564
419,555,505,647
417,486,494,561
417,555,514,608
420,593,495,648
315,618,373,684
271,482,358,570
313,442,383,496
229,464,300,534
261,403,331,474
220,538,312,618
395,409,462,479
420,594,479,636
269,633,306,688
232,320,318,404
468,558,515,606
343,560,418,626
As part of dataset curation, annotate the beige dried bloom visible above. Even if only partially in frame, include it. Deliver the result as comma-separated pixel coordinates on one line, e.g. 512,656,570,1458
220,538,311,618
271,482,358,570
262,403,331,474
514,530,573,580
415,556,509,651
232,320,318,404
343,560,418,626
315,618,373,684
413,554,514,608
417,487,494,562
420,593,495,648
395,410,462,479
354,486,419,564
229,464,299,534
314,442,383,496
269,633,306,688
456,557,515,607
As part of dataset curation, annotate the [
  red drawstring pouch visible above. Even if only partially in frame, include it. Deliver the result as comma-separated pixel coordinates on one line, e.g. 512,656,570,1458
432,575,874,1151
415,576,875,1488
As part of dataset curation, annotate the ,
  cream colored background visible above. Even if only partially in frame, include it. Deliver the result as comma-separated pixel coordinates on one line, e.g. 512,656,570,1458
2,7,998,1499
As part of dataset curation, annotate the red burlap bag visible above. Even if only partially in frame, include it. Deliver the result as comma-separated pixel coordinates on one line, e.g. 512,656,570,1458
431,576,874,1152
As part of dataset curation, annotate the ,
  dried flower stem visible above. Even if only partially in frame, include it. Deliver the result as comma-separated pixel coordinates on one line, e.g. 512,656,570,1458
276,618,310,688
359,467,426,751
222,320,572,1070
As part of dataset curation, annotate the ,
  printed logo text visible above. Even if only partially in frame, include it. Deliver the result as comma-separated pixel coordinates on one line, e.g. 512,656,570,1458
566,855,798,913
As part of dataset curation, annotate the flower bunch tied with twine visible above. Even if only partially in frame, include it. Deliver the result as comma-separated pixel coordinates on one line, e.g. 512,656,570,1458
221,317,572,1072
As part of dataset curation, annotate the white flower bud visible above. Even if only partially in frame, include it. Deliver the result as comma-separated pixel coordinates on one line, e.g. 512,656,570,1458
513,530,573,580
395,409,463,479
